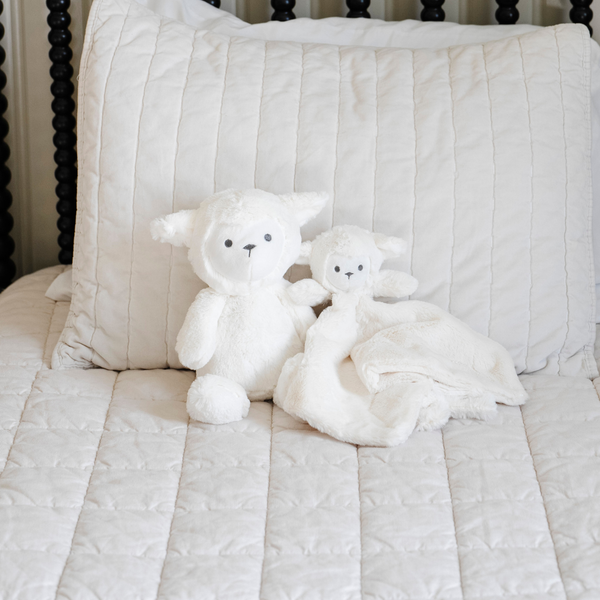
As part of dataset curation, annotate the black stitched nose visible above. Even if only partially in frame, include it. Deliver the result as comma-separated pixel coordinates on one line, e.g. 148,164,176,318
244,244,256,257
345,272,353,279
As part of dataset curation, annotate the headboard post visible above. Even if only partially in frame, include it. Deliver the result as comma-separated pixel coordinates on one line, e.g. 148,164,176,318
495,0,520,24
271,0,296,21
346,0,372,18
570,0,593,34
47,0,77,265
0,0,16,289
420,0,445,21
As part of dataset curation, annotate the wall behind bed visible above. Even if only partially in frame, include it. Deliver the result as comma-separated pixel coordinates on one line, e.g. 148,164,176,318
1,0,598,278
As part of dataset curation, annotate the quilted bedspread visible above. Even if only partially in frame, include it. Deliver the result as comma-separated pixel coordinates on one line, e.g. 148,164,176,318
1,267,600,600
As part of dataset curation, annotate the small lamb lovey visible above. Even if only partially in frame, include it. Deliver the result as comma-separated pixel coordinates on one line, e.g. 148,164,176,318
275,225,527,447
151,189,328,425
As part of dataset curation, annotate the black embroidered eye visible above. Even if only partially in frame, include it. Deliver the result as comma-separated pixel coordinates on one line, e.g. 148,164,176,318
224,239,233,248
358,265,363,271
335,266,340,273
264,234,272,242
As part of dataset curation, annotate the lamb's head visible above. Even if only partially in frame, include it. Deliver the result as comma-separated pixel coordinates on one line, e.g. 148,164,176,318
151,189,328,295
298,225,416,297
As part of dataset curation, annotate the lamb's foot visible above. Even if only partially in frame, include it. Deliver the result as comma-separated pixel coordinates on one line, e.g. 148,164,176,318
187,374,250,424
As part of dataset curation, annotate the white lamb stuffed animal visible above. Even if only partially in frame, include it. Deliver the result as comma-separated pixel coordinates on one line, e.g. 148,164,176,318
275,225,527,446
151,189,328,425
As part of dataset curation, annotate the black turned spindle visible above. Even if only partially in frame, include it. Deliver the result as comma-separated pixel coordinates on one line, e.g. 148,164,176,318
202,0,221,7
346,0,371,18
420,0,445,21
0,0,16,289
495,0,519,23
570,0,593,34
271,0,296,21
47,0,77,265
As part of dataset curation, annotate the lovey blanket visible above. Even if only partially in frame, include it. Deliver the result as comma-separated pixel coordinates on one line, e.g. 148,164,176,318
274,226,527,447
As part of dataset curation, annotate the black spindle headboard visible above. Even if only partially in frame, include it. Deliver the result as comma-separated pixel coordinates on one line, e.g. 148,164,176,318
572,0,594,32
47,0,77,266
0,0,595,291
496,0,520,24
271,0,297,21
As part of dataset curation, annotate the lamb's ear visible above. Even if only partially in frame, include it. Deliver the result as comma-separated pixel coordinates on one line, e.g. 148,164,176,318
280,192,329,226
294,241,313,265
372,233,408,259
150,210,196,248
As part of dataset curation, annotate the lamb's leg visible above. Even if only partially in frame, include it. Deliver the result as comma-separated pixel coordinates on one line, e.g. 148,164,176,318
187,374,250,424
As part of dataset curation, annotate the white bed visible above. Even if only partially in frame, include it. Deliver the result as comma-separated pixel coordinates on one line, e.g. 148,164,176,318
1,265,599,599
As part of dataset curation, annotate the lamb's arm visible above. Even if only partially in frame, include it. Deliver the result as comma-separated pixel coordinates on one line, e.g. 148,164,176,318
286,278,331,306
175,288,227,371
373,270,418,299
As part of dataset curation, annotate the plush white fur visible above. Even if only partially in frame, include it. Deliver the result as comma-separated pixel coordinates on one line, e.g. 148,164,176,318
150,209,196,248
274,225,528,447
151,189,328,424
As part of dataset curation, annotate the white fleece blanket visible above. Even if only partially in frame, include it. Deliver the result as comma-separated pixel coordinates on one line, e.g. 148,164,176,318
275,295,528,446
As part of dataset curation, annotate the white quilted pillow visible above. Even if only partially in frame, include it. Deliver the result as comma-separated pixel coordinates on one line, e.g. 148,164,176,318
53,0,597,378
138,0,600,321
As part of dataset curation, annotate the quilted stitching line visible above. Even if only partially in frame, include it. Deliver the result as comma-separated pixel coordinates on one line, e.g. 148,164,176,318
258,404,274,600
125,19,163,371
11,493,600,510
292,44,306,193
89,8,130,365
154,412,191,600
1,505,177,513
409,50,418,288
441,428,465,600
447,48,458,315
1,549,267,559
0,463,263,472
517,38,535,374
0,426,185,433
287,43,306,284
482,44,497,339
0,375,41,479
519,405,568,598
42,297,59,366
356,446,363,599
330,46,344,228
253,40,269,189
0,299,56,476
52,373,119,600
213,37,233,194
165,30,197,367
362,542,559,552
0,507,270,515
371,50,380,232
553,29,572,375
0,543,568,556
